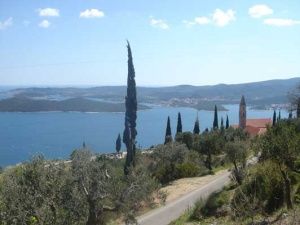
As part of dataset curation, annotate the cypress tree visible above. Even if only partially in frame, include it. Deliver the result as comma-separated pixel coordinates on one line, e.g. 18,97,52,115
176,112,182,134
193,116,200,135
239,95,247,129
165,116,172,144
289,111,293,119
225,115,229,129
272,110,277,126
213,105,218,129
278,110,281,121
116,133,121,154
220,117,224,131
123,41,137,175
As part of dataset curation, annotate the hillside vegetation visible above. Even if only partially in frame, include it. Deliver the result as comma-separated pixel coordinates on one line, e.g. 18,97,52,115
0,124,249,224
171,118,300,225
0,97,149,112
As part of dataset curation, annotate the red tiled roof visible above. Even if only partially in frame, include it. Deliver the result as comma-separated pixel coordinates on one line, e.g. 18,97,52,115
232,118,271,136
246,119,272,128
245,126,260,135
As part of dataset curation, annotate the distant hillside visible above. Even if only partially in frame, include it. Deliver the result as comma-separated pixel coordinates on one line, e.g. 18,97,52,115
0,77,299,111
136,77,300,103
0,97,149,112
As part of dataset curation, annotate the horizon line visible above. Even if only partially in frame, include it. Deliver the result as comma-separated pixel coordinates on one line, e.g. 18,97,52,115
0,76,299,89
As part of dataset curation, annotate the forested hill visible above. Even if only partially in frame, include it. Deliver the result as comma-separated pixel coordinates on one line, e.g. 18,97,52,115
0,97,150,112
0,77,299,111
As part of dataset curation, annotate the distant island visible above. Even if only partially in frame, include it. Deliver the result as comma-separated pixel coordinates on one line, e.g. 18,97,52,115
0,97,150,112
0,77,298,112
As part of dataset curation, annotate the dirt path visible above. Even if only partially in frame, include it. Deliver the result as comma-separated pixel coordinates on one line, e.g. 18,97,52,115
160,170,229,204
137,169,231,225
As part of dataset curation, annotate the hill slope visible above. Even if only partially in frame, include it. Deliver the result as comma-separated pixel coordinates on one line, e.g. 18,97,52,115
0,77,299,111
0,97,149,112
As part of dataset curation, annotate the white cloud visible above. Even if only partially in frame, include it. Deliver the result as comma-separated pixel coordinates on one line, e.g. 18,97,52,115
212,9,235,27
183,17,210,27
194,17,211,25
38,8,60,17
264,18,300,26
249,4,273,18
80,9,104,18
185,9,235,28
150,18,169,29
0,17,13,30
183,20,195,28
39,20,51,28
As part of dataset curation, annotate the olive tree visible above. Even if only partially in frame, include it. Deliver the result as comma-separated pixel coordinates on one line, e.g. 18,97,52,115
0,150,159,225
225,141,248,185
256,121,300,209
0,156,71,225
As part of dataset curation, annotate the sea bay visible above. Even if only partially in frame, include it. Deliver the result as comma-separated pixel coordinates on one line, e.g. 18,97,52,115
0,105,287,166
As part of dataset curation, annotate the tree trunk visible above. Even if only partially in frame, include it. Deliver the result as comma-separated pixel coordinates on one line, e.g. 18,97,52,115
233,160,238,172
86,198,103,225
124,140,133,175
280,170,293,209
132,142,136,167
206,151,212,171
233,161,242,185
50,203,57,224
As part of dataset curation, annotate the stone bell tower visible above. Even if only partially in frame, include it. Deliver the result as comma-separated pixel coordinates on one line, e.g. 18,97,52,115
239,95,246,129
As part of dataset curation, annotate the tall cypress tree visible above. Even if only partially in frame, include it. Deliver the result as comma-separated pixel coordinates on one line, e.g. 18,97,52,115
213,105,218,129
272,110,277,126
176,112,182,134
225,115,229,129
193,116,200,135
239,95,246,129
116,133,121,154
220,117,224,131
123,41,137,175
289,111,293,119
165,116,172,144
278,110,281,121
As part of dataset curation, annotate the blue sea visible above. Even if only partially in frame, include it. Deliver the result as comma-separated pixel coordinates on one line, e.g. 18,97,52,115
0,105,287,167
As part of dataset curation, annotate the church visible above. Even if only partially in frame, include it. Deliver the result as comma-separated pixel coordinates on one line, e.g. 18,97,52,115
235,95,272,136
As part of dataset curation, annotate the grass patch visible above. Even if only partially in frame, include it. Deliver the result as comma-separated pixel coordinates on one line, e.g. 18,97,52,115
169,208,193,225
170,185,234,225
212,162,231,173
191,189,231,220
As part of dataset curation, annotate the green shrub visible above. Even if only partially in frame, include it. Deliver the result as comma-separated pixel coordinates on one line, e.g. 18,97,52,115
189,199,205,220
0,151,159,225
191,190,230,220
175,162,200,178
231,160,285,218
202,191,229,217
175,132,194,150
28,216,38,225
147,143,205,184
294,185,300,204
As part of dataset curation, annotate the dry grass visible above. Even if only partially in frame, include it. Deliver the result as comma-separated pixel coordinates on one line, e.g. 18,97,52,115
161,170,228,204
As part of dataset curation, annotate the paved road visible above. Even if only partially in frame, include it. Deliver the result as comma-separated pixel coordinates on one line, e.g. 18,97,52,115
137,170,231,225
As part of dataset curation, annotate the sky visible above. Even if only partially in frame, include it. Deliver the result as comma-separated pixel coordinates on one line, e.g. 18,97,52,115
0,0,300,86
